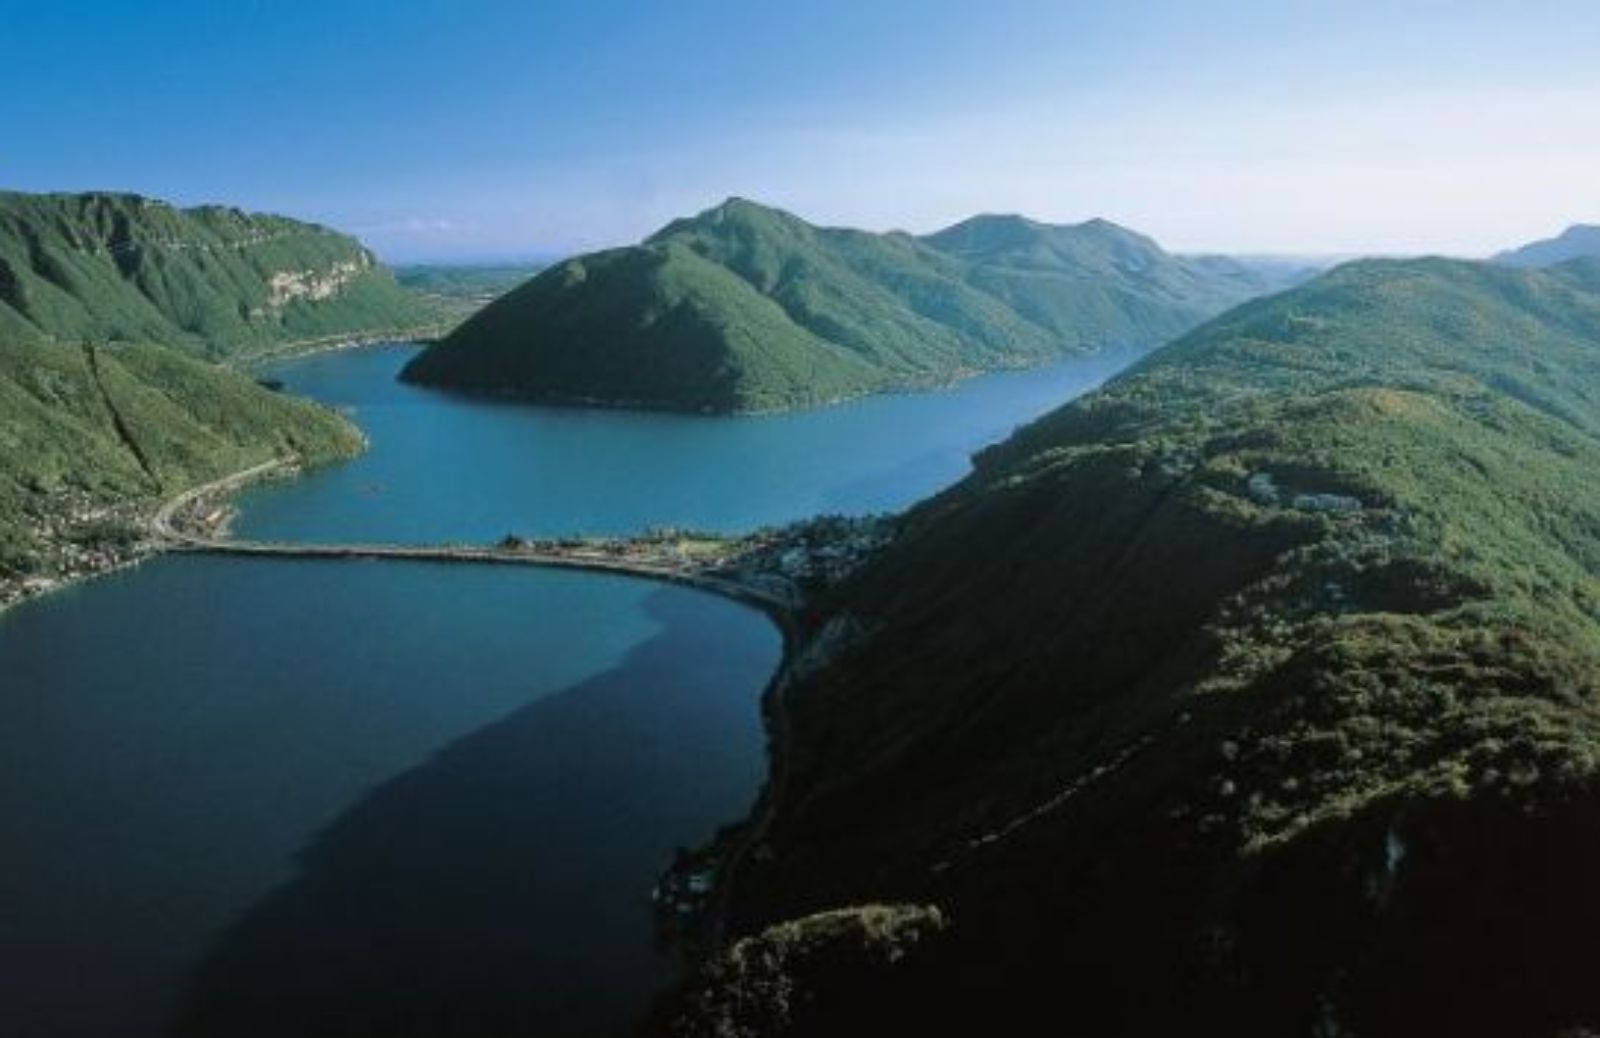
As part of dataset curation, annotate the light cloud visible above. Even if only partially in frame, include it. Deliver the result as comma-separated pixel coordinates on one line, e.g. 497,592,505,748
678,85,1600,256
386,83,1600,261
353,216,476,236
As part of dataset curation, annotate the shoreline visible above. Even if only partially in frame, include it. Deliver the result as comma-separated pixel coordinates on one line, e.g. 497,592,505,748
232,325,451,370
6,450,851,970
702,607,800,948
398,367,1006,418
2,322,439,619
0,547,159,619
150,463,889,959
0,458,302,620
399,344,1139,419
155,463,817,960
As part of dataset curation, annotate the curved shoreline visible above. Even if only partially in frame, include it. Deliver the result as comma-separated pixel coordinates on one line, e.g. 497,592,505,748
14,437,821,962
228,325,451,369
154,459,802,952
703,612,798,948
157,458,778,602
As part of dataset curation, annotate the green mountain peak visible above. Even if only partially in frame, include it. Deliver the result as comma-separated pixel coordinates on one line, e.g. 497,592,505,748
404,199,1294,413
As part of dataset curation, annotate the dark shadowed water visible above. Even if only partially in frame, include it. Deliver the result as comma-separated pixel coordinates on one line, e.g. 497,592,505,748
0,343,1121,1037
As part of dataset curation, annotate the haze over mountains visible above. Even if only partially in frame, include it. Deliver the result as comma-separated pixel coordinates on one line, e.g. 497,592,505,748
401,198,1303,413
1495,224,1600,268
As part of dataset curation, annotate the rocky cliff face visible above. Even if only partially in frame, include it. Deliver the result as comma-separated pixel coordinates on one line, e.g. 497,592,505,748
0,191,438,359
265,256,373,308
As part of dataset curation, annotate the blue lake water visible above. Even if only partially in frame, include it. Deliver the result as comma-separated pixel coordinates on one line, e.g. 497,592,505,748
0,343,1121,1037
235,344,1124,542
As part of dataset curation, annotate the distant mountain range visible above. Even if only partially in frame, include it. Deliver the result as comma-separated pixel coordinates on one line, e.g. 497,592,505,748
400,198,1303,413
1495,224,1600,267
647,255,1600,1036
393,262,547,325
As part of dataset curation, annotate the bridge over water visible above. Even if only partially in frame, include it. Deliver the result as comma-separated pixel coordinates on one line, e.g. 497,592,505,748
170,537,793,615
150,457,802,950
151,459,795,618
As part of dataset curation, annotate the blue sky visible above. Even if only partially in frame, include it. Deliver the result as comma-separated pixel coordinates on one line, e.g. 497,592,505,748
5,0,1599,260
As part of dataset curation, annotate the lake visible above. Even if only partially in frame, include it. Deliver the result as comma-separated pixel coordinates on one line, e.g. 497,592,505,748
0,343,1120,1037
234,344,1124,542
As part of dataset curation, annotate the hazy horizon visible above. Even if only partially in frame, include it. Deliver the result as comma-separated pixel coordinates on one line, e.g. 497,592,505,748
6,0,1598,262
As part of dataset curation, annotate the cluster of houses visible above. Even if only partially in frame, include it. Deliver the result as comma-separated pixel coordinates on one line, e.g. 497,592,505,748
652,849,718,932
718,514,897,596
1,494,147,611
495,515,898,601
171,495,235,538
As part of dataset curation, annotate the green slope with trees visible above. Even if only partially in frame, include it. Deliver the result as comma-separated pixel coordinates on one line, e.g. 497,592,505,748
1496,224,1600,268
0,334,360,598
0,190,417,602
401,199,1292,412
650,257,1600,1037
0,191,441,360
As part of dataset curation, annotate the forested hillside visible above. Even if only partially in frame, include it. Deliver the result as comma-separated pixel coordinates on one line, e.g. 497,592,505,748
652,257,1600,1038
0,191,439,359
401,199,1291,412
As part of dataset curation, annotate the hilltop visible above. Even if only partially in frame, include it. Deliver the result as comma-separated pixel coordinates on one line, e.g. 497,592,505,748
1496,224,1600,268
400,199,1293,412
649,257,1600,1036
0,191,441,359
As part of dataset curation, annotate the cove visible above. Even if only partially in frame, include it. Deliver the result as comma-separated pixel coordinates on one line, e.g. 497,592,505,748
0,343,1123,1037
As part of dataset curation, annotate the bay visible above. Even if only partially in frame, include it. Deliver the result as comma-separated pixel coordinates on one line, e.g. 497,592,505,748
0,342,1121,1036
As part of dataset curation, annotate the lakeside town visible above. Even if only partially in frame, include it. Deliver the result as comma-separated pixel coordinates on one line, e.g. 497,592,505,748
495,514,896,609
0,491,150,613
2,453,898,623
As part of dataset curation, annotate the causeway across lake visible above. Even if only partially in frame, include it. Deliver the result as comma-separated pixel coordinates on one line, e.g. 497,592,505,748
0,342,1123,1037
